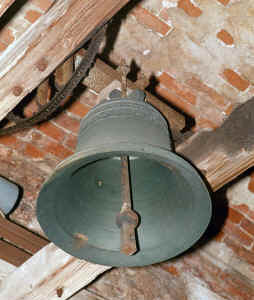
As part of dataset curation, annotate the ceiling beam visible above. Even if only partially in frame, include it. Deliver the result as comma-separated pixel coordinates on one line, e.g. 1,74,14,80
0,0,16,18
0,243,111,300
0,0,131,122
177,97,254,191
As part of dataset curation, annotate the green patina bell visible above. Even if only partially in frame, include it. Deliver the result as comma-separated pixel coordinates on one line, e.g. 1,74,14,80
37,89,211,267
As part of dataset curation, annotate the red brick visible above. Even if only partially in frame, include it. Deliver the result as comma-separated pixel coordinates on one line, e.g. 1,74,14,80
222,69,250,92
186,76,229,110
27,130,55,154
64,134,77,150
241,218,254,237
68,101,90,118
30,130,44,144
0,135,19,147
232,204,254,221
0,27,15,45
0,41,7,52
224,103,233,116
37,122,66,142
31,0,54,12
131,5,172,36
53,113,80,134
156,85,197,117
159,8,170,22
220,271,254,300
215,230,225,242
25,10,42,23
232,204,249,215
24,143,44,159
195,117,218,130
224,236,254,265
80,90,98,107
248,172,254,193
158,73,196,105
217,0,230,6
178,0,202,17
223,220,253,247
23,100,38,118
43,140,73,160
228,207,244,224
183,252,223,293
161,264,180,276
217,29,234,46
248,210,254,221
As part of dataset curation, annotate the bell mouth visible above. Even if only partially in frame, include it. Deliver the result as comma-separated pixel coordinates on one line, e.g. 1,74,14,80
37,142,212,267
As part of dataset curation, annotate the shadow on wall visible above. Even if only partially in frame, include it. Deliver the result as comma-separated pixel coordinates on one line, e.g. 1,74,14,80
181,164,254,259
100,0,196,133
101,0,142,65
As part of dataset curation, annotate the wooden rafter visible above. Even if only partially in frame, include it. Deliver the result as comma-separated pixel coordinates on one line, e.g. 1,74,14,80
177,98,254,191
0,215,48,266
0,0,131,122
0,0,16,18
0,243,111,300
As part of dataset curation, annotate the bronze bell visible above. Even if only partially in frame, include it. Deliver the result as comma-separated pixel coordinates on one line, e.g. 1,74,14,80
37,89,211,267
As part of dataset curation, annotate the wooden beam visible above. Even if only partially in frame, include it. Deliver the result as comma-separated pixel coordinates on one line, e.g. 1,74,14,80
0,216,48,254
0,0,131,122
0,239,31,267
0,243,111,300
177,97,254,191
0,0,16,18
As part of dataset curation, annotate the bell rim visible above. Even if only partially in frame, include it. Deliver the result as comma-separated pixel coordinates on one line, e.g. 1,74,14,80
37,142,212,267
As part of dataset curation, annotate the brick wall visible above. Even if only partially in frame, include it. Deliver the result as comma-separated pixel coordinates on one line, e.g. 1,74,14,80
0,1,253,300
105,0,254,130
0,88,96,233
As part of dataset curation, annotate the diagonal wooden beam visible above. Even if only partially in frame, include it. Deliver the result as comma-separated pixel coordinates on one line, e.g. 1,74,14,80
0,0,16,18
0,243,111,300
0,216,48,254
177,97,254,191
0,240,31,267
0,0,131,122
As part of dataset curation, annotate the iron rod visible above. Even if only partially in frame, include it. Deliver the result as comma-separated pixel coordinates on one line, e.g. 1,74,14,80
118,156,139,256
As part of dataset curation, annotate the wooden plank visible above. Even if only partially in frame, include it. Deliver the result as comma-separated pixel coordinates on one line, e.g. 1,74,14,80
0,239,31,267
0,216,48,254
0,0,131,122
0,0,16,18
177,97,254,192
0,243,111,300
82,54,186,132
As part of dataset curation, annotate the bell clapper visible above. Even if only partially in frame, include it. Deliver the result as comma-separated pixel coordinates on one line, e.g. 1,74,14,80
116,156,139,256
